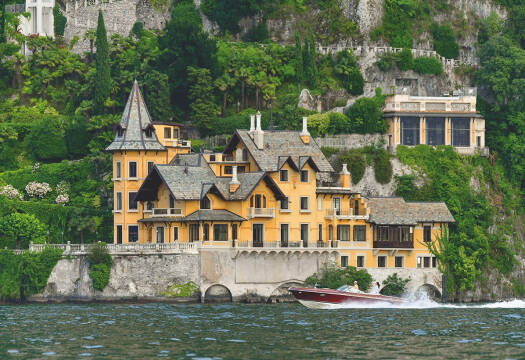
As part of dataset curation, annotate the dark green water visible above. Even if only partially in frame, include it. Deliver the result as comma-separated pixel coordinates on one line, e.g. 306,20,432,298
1,301,524,359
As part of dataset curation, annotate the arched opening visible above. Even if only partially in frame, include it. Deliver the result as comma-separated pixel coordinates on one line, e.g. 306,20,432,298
267,281,303,304
204,284,232,303
415,284,442,301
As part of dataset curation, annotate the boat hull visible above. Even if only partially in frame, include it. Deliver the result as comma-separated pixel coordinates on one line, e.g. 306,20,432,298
289,287,407,308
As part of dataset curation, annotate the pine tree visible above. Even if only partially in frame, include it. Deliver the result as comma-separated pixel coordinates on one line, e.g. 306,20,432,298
93,10,110,115
294,32,303,88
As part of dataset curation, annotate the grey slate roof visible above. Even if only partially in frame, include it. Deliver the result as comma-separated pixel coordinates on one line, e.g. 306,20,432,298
366,197,455,225
183,209,246,222
228,130,333,173
106,80,165,151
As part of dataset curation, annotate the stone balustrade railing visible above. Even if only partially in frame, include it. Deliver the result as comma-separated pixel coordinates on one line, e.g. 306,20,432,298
26,241,199,254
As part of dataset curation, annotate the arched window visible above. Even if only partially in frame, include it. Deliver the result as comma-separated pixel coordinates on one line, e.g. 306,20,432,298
200,196,211,209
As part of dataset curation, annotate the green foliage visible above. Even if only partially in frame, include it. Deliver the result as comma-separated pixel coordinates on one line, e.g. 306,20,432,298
305,264,373,291
379,273,410,296
26,116,68,161
321,146,339,158
160,281,200,297
412,56,443,75
0,213,47,249
0,247,63,301
94,10,110,115
53,5,67,37
396,48,414,71
430,23,459,59
242,21,269,43
0,1,5,44
201,0,264,34
375,0,419,48
187,67,221,134
373,149,393,184
333,149,367,184
335,50,364,96
344,89,387,134
87,242,113,291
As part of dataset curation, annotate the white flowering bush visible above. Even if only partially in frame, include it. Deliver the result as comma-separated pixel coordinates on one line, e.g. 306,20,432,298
32,162,40,173
56,181,70,196
0,185,23,201
55,194,69,205
25,182,52,198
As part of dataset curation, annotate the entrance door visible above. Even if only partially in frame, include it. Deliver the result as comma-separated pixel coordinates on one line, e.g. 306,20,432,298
332,198,341,215
189,224,200,242
156,226,164,243
252,224,264,247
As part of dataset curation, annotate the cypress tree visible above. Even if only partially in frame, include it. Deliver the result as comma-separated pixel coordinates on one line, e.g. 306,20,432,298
0,0,6,44
294,31,303,88
93,10,110,115
308,30,318,87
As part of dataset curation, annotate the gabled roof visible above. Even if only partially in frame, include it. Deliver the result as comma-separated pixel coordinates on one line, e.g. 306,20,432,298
366,197,455,225
105,80,165,151
224,130,333,173
182,209,246,222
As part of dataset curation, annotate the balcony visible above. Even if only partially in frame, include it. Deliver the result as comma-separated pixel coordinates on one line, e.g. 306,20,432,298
163,139,191,148
373,240,414,249
151,208,183,217
325,208,369,220
247,207,275,219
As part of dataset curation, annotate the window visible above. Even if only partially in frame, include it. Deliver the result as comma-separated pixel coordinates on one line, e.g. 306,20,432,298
423,257,430,268
115,192,122,211
424,226,432,242
115,161,121,179
401,116,420,145
251,194,266,208
156,226,164,244
432,257,437,268
128,161,137,178
128,192,138,210
173,226,179,242
300,170,309,182
377,226,389,241
164,127,171,139
189,224,199,242
353,225,366,242
280,197,289,210
145,127,152,138
242,149,248,161
224,166,233,175
337,225,350,241
173,128,179,138
210,154,216,162
116,225,123,244
280,170,289,182
238,166,246,173
377,256,387,268
340,256,349,267
214,224,228,241
128,225,139,243
452,118,470,147
146,201,153,211
203,224,209,241
231,224,237,240
333,198,341,215
147,161,155,175
318,224,323,241
426,117,445,146
280,224,289,247
395,256,404,268
354,199,359,216
300,224,309,246
200,196,211,209
300,197,309,211
356,256,364,268
328,225,333,241
169,194,175,209
117,127,124,137
400,227,410,242
477,136,481,147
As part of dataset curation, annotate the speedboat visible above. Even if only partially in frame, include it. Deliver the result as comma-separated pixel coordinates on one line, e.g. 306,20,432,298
289,285,408,309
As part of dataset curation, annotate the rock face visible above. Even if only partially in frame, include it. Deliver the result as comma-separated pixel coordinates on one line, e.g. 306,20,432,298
297,89,316,111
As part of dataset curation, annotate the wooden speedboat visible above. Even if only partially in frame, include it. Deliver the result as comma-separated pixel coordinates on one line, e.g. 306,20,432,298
289,286,408,309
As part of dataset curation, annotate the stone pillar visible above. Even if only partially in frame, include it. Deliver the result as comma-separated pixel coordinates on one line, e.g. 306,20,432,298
36,1,43,35
420,117,425,145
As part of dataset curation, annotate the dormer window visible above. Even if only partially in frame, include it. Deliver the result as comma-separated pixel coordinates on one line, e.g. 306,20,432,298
145,127,153,138
173,128,179,138
200,196,211,209
164,127,171,139
116,127,124,137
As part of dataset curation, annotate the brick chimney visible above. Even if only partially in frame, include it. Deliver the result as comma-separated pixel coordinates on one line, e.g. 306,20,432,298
254,111,264,150
230,166,240,193
340,163,351,188
301,116,310,144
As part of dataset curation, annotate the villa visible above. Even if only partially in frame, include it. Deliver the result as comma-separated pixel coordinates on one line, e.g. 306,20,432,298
106,81,455,271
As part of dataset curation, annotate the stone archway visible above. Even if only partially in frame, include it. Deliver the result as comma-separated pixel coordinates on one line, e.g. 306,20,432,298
267,281,304,303
415,284,442,301
204,284,232,303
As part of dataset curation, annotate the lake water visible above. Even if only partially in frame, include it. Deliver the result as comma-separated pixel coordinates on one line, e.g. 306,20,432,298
1,300,524,359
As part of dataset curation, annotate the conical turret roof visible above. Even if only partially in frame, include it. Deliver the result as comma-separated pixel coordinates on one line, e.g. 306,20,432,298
106,80,165,151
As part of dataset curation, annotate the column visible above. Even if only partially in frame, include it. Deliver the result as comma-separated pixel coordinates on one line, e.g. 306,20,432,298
36,1,43,35
420,117,425,145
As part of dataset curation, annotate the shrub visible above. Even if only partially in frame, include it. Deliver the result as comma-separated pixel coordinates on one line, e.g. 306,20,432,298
53,5,67,37
430,23,459,59
0,213,47,249
375,54,394,71
380,273,410,297
413,57,443,75
335,149,367,184
335,50,364,96
321,147,339,158
26,116,68,162
87,242,113,291
374,150,393,184
160,281,200,297
305,264,373,291
344,88,387,134
396,48,414,71
90,263,111,292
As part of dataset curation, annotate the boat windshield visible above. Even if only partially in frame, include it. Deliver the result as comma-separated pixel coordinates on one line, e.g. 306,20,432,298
336,285,351,292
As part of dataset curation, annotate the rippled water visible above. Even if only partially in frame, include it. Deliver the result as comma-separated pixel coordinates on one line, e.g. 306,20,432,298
1,301,524,359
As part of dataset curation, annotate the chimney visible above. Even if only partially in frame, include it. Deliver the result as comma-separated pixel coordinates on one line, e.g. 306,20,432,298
229,165,240,193
301,116,310,144
340,163,351,188
254,111,264,150
249,114,255,138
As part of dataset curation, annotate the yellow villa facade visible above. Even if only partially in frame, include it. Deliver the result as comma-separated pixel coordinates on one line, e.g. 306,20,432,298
107,82,455,271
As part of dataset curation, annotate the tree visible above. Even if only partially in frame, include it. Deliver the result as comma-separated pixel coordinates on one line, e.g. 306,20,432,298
380,273,410,297
83,29,96,63
0,213,47,249
187,66,220,134
305,264,373,291
0,0,6,44
344,88,386,133
26,116,68,161
93,10,110,115
335,50,364,96
53,5,67,37
430,23,459,59
294,32,304,88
